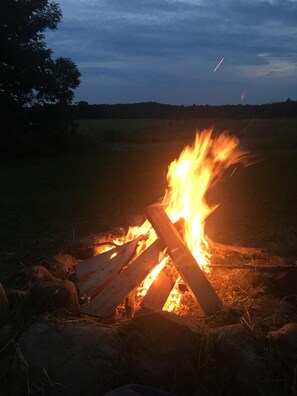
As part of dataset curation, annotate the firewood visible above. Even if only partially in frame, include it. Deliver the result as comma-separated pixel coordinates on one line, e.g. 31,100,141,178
82,239,164,317
76,237,141,281
139,260,177,313
145,203,222,315
125,292,136,319
78,237,141,298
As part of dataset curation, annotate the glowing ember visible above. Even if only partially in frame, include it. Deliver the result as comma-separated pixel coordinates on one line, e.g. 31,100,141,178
112,129,249,310
136,256,168,298
163,278,182,312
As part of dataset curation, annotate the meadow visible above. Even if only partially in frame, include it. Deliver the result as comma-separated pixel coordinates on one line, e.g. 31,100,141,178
1,118,297,279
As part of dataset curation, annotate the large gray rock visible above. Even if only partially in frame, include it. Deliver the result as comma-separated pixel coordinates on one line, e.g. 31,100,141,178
215,323,265,394
10,311,217,396
116,311,204,395
10,321,119,396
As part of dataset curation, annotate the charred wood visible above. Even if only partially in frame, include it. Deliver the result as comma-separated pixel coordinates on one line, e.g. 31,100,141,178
139,260,177,313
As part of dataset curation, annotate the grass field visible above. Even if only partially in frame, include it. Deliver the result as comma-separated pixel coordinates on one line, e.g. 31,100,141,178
1,118,297,279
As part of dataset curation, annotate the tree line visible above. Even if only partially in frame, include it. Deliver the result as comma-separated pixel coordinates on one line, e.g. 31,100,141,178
72,100,297,120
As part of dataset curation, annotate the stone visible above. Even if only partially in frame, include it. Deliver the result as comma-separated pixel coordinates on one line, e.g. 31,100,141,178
268,322,297,362
20,280,80,319
6,266,58,290
0,283,9,325
10,321,119,396
268,323,297,348
116,311,204,395
215,323,265,394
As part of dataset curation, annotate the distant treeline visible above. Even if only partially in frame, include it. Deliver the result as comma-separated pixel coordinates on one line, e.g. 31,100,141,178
71,99,297,120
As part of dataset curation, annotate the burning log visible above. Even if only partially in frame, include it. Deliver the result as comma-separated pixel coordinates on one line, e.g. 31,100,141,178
76,238,140,281
125,292,136,319
139,259,178,313
145,203,222,315
82,239,164,317
77,237,141,298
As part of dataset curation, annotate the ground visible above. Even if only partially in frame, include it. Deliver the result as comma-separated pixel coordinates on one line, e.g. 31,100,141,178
1,118,297,395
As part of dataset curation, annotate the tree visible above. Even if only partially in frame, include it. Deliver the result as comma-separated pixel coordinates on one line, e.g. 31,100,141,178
0,0,81,107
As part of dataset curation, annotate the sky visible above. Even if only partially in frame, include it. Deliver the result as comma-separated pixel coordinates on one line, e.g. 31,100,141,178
45,0,297,105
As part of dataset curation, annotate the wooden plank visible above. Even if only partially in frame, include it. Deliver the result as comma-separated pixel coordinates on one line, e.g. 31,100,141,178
82,239,164,317
76,237,141,281
78,237,141,298
125,291,136,319
145,203,222,315
139,260,177,313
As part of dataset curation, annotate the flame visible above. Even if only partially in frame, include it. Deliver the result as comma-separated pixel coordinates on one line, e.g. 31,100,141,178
136,256,168,298
162,129,248,272
110,129,249,312
163,277,182,312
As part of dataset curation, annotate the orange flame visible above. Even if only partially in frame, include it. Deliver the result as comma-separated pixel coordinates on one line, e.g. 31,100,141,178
162,129,248,271
115,129,249,309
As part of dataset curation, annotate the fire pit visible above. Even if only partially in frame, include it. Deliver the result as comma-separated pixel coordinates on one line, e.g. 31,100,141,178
75,129,267,318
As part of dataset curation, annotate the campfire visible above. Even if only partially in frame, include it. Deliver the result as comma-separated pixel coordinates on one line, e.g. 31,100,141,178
76,129,251,318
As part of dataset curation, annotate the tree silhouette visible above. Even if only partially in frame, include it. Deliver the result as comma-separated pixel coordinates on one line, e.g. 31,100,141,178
0,0,81,107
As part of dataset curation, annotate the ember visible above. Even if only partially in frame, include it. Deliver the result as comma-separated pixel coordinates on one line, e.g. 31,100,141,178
76,129,250,317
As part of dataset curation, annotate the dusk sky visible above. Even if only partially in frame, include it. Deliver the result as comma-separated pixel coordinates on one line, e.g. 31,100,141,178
45,0,297,105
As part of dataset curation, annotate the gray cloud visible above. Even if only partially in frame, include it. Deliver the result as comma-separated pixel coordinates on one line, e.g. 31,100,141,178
45,0,297,104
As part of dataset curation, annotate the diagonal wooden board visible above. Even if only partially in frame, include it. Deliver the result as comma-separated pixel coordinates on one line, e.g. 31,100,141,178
82,238,164,317
77,237,141,297
145,203,223,315
76,244,125,281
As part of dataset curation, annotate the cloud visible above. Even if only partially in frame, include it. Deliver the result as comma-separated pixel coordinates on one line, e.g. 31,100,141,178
45,0,297,104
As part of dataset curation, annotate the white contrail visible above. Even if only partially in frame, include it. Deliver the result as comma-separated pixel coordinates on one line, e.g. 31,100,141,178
214,57,224,72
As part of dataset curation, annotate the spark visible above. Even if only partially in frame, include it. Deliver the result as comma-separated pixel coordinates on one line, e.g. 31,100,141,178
230,167,237,178
214,58,224,72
